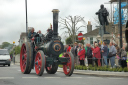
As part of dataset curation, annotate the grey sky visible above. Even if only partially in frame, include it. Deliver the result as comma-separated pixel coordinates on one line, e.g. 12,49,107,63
0,0,110,45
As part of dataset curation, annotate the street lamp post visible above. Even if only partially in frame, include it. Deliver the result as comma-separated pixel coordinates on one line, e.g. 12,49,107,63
13,41,15,64
119,0,122,48
25,0,28,39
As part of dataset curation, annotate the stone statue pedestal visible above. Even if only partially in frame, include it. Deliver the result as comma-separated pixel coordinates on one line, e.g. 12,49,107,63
97,34,113,44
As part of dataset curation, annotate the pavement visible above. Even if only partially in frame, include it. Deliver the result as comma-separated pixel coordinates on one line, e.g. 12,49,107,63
13,62,128,78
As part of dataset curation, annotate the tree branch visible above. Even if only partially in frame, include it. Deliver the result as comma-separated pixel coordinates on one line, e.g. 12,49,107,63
76,26,86,31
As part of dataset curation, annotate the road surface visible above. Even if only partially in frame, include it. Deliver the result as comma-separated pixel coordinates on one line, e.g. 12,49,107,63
0,64,127,85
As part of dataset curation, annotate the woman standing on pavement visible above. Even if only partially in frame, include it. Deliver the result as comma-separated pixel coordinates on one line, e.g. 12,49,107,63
78,45,85,66
92,43,101,67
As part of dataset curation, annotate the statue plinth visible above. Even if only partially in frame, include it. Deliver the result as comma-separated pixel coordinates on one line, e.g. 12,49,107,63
97,34,113,44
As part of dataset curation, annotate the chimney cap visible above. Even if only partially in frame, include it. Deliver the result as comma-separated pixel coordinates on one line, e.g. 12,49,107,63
88,21,91,25
52,9,60,13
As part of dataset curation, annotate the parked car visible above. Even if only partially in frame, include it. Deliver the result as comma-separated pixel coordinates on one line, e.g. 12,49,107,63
0,49,11,66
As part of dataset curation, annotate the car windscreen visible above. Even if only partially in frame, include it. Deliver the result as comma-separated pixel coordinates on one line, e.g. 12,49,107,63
0,50,9,55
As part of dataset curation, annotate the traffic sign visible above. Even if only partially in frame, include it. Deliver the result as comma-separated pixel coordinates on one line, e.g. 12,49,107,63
78,33,83,41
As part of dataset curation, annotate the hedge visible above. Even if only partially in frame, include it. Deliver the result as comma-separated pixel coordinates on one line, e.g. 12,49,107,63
58,65,128,72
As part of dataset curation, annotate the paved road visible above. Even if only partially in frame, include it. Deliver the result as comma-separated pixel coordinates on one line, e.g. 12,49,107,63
0,64,128,85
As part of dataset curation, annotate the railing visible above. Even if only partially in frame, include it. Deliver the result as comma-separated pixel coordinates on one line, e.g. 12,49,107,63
74,56,127,68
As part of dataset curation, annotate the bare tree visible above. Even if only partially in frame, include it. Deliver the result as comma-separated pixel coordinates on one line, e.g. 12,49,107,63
59,15,87,44
92,16,100,26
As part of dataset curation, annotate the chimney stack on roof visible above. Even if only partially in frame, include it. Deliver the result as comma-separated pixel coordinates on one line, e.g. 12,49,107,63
87,21,92,33
88,21,91,25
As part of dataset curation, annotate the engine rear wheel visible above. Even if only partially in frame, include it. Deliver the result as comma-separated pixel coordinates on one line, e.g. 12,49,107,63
46,63,58,74
35,50,45,76
20,42,32,74
63,52,74,76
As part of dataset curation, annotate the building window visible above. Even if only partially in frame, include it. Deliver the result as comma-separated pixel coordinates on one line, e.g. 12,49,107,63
90,37,93,45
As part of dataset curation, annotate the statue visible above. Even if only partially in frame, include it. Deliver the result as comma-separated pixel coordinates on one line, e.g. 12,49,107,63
96,4,109,34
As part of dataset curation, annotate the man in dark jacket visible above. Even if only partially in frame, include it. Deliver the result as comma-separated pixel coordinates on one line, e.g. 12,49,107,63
120,46,127,68
74,42,78,56
87,44,93,65
71,42,78,65
101,42,108,66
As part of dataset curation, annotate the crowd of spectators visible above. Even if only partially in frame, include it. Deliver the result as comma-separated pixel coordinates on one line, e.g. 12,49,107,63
64,41,128,68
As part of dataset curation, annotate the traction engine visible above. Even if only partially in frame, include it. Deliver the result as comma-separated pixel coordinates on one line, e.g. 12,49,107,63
20,9,74,76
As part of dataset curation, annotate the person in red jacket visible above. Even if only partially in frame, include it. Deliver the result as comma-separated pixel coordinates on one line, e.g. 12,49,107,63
78,45,85,66
92,43,101,67
67,45,71,52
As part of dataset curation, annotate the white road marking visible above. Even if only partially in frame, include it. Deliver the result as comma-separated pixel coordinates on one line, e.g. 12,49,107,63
11,67,20,68
88,77,102,79
108,78,123,79
0,77,14,79
66,77,82,78
44,77,60,78
22,77,38,79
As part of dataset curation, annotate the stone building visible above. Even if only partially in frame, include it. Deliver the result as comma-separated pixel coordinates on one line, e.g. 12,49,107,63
18,27,33,46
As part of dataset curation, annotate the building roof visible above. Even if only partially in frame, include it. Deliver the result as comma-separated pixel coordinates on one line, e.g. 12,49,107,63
84,28,99,37
110,0,126,2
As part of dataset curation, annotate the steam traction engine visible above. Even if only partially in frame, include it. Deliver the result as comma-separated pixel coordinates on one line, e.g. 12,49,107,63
20,9,74,76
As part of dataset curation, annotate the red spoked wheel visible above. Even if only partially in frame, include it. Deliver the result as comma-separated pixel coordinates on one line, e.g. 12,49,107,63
20,42,32,74
35,50,45,76
63,52,74,76
46,63,58,74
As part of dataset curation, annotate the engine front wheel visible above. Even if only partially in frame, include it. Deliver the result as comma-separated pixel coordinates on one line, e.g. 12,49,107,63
63,52,74,76
35,50,45,76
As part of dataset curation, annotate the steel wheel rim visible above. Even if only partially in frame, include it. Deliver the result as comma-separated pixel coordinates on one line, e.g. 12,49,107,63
35,52,42,75
20,44,27,73
63,53,72,75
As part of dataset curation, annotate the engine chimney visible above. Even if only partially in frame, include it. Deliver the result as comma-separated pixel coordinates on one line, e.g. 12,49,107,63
52,9,59,38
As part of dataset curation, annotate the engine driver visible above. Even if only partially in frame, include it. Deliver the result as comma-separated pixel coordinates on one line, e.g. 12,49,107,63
28,28,37,39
